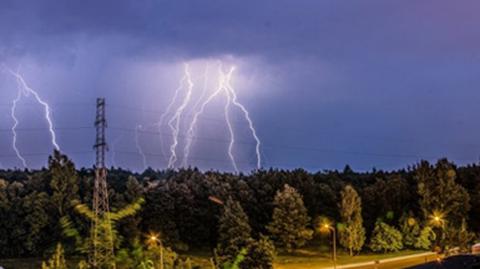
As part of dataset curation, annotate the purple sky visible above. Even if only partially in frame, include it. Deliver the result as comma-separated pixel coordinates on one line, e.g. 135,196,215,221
1,0,480,172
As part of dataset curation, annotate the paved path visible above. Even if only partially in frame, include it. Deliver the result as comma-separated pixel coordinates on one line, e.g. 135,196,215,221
323,252,438,269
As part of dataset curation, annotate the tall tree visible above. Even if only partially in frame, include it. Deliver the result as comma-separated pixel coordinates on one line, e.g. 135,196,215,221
267,184,313,253
216,198,253,266
118,176,144,244
339,185,366,256
416,159,470,226
49,150,79,217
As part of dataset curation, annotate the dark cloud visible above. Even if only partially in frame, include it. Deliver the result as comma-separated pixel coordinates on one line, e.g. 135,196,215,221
0,0,480,171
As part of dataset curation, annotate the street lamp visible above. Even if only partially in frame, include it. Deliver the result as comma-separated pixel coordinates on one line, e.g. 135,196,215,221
321,223,337,269
429,211,445,228
429,211,445,252
146,232,164,269
147,232,161,247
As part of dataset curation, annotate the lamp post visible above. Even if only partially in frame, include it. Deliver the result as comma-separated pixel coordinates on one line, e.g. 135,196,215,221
147,233,164,269
323,224,337,269
429,211,445,252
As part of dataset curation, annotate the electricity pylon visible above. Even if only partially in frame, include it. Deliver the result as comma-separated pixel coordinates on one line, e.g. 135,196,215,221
90,98,116,268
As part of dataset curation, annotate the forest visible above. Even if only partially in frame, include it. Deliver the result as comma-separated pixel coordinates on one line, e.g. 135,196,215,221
0,150,479,268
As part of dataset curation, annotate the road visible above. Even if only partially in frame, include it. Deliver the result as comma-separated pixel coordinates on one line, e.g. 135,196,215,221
337,253,439,269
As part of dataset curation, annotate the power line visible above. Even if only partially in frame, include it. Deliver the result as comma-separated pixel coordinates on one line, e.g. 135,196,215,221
0,101,478,169
0,150,94,159
0,124,476,163
110,126,477,163
0,126,93,132
4,100,480,152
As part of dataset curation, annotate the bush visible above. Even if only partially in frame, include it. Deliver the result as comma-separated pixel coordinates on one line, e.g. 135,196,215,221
414,226,436,250
369,221,403,253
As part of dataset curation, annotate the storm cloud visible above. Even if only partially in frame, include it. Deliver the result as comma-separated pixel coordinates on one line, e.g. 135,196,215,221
0,0,480,172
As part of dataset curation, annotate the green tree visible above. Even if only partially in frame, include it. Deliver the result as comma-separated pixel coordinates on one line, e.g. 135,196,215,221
414,226,436,250
267,184,313,253
49,150,79,217
116,239,154,269
416,160,470,226
142,182,181,247
400,214,420,248
369,221,403,253
216,198,253,267
222,249,247,269
443,219,475,253
61,198,144,268
338,185,366,256
41,243,67,269
22,191,51,254
242,235,275,269
118,176,144,244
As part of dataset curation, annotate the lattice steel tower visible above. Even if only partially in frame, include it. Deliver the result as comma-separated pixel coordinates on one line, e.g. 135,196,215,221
90,98,116,268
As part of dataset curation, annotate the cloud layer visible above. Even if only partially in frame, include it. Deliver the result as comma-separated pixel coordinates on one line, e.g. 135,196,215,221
1,0,480,171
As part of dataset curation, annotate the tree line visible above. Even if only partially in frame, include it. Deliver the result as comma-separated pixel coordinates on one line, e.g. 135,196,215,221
0,151,479,268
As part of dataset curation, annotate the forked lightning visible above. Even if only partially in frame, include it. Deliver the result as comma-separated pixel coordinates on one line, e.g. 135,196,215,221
4,67,60,167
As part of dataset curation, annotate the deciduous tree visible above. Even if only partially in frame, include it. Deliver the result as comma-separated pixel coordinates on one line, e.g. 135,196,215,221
339,185,366,256
369,221,403,253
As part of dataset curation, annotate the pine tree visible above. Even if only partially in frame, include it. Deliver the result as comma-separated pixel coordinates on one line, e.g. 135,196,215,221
216,198,253,267
369,221,403,253
338,185,366,256
242,235,276,269
267,184,313,253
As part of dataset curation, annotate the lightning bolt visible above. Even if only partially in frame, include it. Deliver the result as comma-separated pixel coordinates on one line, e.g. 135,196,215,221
4,67,60,167
109,135,122,168
11,85,27,167
182,64,238,170
226,76,262,169
167,63,194,168
157,68,187,163
182,63,216,167
157,61,261,172
190,63,210,115
223,71,239,173
135,124,147,171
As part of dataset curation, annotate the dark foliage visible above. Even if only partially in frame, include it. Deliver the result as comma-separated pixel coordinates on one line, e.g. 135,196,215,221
0,153,477,258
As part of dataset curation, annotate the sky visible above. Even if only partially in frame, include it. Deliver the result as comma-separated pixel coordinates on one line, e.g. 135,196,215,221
0,0,480,172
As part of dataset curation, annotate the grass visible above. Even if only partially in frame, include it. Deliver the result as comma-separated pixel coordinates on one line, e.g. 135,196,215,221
274,247,425,269
0,258,81,269
179,246,426,269
0,249,425,269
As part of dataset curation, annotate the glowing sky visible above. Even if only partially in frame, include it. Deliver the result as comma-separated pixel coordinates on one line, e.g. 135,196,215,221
1,0,480,172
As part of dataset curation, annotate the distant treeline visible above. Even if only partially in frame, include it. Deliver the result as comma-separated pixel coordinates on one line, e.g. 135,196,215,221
0,150,479,258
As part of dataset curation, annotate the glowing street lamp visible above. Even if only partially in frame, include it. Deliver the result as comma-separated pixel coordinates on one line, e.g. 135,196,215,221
320,222,337,269
429,211,446,252
147,232,160,247
146,232,164,269
429,211,445,228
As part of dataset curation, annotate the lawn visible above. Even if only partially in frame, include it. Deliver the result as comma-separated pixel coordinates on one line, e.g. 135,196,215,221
0,249,425,269
177,247,426,269
274,248,425,269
